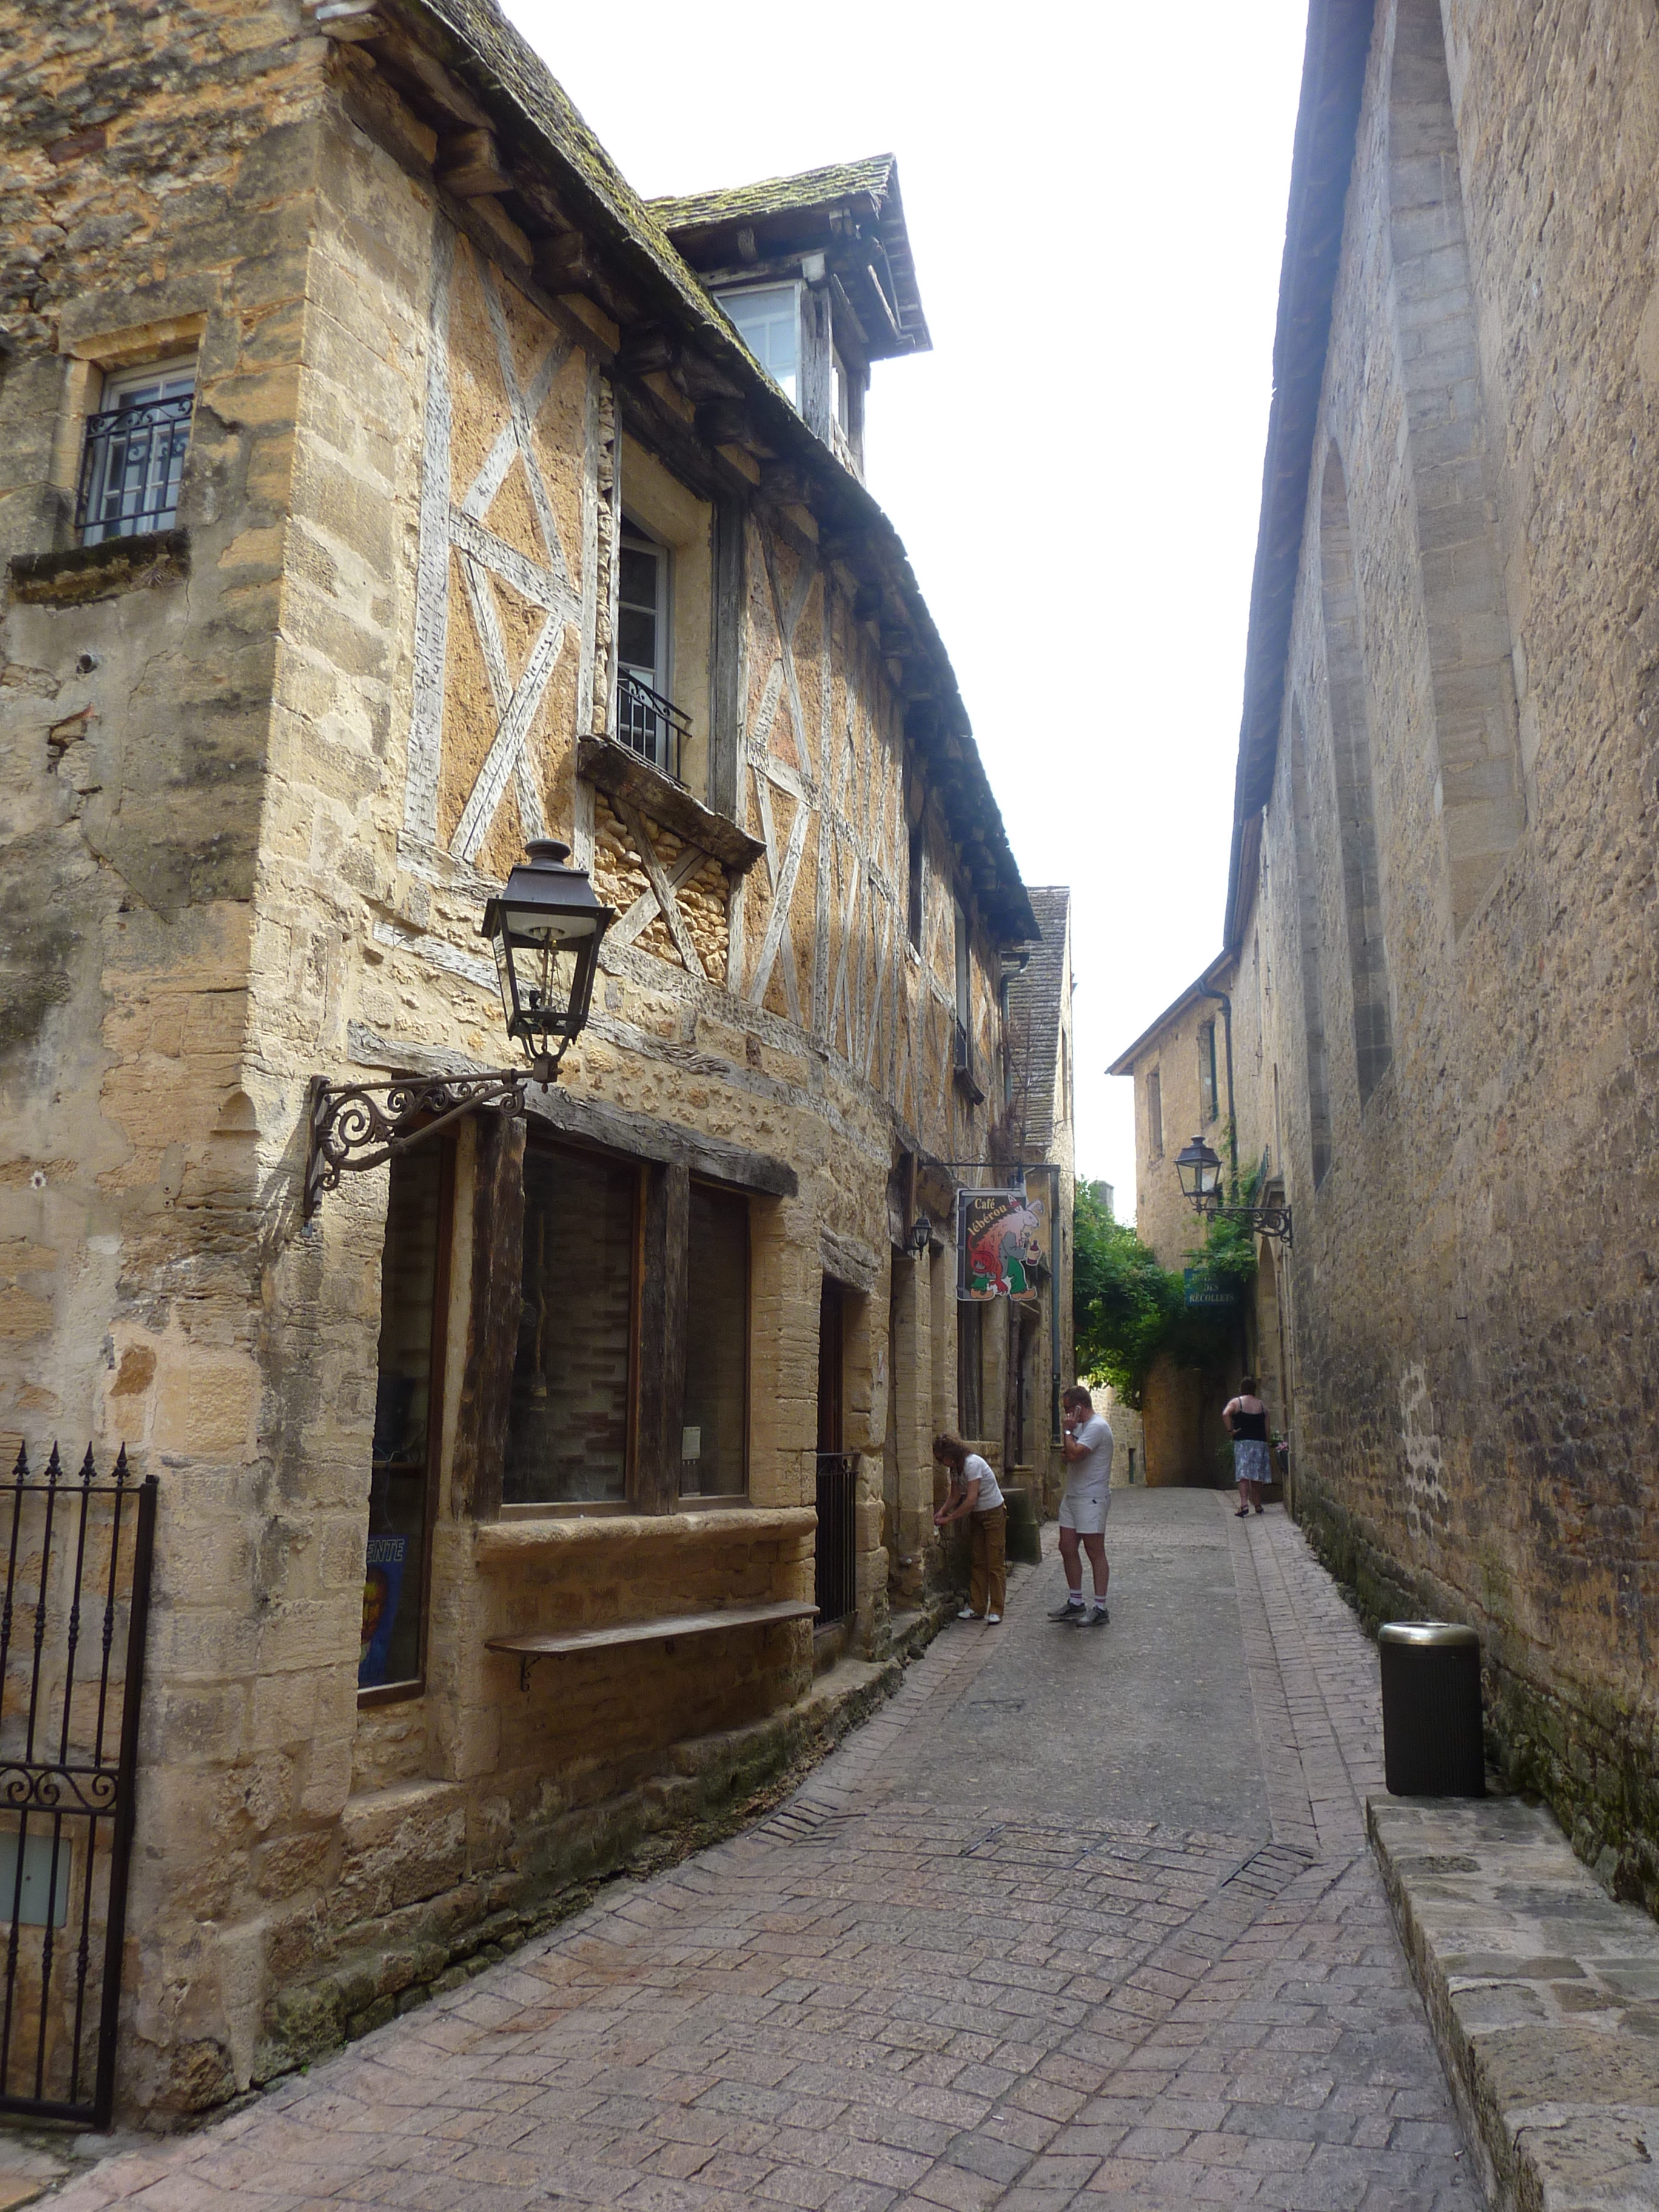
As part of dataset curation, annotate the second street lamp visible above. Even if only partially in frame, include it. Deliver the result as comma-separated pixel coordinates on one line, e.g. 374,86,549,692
305,839,615,1216
1174,1133,1293,1247
1175,1134,1224,1208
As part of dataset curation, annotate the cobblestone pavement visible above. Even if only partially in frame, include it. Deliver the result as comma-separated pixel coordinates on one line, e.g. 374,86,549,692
55,1496,1483,2210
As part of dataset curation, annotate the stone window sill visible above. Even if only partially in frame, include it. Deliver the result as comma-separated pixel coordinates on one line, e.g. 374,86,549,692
474,1503,815,1570
8,529,189,608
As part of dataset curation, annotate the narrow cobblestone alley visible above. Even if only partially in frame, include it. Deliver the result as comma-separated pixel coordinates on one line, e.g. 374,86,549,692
57,1497,1481,2211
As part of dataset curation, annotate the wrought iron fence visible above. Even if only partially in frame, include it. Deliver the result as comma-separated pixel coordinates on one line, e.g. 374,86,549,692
75,395,194,545
0,1445,156,2126
814,1452,857,1625
615,669,691,782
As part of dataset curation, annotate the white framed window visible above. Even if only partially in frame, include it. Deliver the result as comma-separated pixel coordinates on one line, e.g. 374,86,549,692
714,283,802,409
617,514,686,773
617,517,669,697
76,354,196,546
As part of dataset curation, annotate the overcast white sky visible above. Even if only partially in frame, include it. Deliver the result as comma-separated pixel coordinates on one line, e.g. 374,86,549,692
501,0,1310,1219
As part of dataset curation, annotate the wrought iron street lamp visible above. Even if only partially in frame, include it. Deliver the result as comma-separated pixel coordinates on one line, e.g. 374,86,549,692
905,1210,933,1259
1174,1134,1293,1247
306,840,614,1217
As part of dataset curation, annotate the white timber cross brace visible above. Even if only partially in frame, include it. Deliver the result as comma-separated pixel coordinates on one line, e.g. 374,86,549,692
743,539,819,1022
402,232,583,867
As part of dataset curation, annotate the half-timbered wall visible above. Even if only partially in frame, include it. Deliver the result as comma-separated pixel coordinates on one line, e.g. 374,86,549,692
0,10,1033,2116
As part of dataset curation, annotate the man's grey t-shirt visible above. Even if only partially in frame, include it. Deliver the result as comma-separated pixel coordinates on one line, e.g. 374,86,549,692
1068,1413,1114,1490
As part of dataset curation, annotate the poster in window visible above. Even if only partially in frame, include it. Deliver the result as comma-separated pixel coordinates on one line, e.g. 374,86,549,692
956,1189,1049,1303
358,1532,408,1689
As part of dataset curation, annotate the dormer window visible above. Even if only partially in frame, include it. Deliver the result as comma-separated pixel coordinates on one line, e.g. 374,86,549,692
714,283,801,407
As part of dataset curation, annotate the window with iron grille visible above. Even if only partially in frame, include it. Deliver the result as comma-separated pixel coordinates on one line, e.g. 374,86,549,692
76,357,196,546
615,515,691,779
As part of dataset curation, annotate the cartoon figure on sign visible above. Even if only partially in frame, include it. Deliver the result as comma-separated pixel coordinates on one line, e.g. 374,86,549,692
965,1197,1047,1297
358,1533,408,1688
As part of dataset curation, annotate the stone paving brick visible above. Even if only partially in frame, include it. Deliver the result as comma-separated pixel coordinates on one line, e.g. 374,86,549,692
45,1501,1483,2211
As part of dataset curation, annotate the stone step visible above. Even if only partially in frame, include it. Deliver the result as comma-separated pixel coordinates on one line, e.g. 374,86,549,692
1370,1792,1659,2211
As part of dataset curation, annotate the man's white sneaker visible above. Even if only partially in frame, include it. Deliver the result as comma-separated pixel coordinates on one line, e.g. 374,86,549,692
957,1606,980,1620
985,1612,1002,1625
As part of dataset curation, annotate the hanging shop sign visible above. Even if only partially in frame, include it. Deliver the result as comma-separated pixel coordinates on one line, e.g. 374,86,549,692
957,1188,1050,1302
1182,1266,1238,1310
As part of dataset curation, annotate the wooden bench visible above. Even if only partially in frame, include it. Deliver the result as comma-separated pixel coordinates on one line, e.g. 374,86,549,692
487,1598,818,1689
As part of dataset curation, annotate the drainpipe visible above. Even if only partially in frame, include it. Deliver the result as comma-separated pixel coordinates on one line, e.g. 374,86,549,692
1198,985,1237,1184
1198,984,1246,1381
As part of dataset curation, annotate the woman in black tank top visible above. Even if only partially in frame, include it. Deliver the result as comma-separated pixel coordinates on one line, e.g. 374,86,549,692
1224,1376,1271,1515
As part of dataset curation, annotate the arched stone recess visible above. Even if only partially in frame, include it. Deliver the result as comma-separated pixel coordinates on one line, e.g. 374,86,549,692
1289,700,1333,1187
1388,0,1524,935
1318,443,1393,1107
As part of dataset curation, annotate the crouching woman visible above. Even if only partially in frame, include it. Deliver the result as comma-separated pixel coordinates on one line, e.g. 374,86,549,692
933,1432,1007,1624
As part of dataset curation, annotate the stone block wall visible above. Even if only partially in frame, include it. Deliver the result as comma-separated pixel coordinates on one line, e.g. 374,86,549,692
1233,0,1659,1907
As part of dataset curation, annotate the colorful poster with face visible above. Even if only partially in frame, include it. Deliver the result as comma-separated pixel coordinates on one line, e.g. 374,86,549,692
358,1532,409,1688
957,1190,1049,1301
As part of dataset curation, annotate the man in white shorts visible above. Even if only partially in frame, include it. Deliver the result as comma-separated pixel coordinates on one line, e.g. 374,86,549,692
1050,1384,1113,1627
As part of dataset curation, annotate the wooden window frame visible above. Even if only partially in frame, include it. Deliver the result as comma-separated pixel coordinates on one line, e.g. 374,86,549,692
358,1133,455,1711
681,1176,751,1501
457,1101,785,1521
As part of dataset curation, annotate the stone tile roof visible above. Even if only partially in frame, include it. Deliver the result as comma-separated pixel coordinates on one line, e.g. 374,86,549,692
651,155,929,359
648,156,896,232
1224,0,1375,950
1007,886,1070,1153
402,0,1021,933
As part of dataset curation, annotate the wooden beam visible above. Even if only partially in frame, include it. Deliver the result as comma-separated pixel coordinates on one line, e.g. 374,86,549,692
615,325,679,378
521,1084,797,1198
695,398,752,449
437,127,512,196
453,1109,526,1520
367,32,491,124
635,1160,690,1512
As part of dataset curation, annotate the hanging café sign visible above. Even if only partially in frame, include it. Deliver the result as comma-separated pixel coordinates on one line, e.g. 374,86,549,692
956,1188,1050,1302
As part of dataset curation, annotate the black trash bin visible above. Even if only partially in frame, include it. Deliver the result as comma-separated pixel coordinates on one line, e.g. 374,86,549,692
1379,1621,1484,1796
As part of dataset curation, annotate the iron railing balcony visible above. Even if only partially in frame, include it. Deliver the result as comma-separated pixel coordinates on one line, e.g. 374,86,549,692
615,669,691,783
75,394,195,545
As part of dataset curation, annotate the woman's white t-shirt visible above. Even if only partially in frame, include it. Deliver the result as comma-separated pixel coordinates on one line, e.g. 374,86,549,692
964,1453,1004,1512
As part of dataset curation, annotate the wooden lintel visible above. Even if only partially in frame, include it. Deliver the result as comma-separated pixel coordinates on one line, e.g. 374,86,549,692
521,1082,798,1199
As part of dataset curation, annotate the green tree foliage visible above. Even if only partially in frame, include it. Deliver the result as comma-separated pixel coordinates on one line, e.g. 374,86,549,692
1071,1183,1182,1406
1071,1174,1256,1407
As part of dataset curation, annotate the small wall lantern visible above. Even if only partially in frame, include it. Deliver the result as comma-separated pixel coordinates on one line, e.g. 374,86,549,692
306,840,615,1217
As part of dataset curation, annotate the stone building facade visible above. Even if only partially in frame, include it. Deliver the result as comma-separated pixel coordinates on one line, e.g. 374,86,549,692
0,0,1055,2118
1000,886,1076,1515
1120,0,1659,1903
